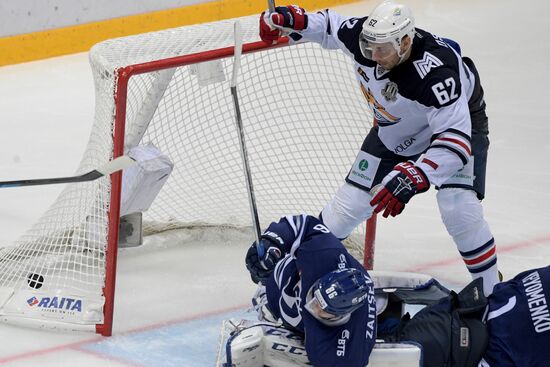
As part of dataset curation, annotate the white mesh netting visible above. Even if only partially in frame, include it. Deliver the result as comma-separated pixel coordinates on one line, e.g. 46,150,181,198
0,15,373,327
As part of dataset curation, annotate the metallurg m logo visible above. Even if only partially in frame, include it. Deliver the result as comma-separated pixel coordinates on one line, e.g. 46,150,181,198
413,51,443,79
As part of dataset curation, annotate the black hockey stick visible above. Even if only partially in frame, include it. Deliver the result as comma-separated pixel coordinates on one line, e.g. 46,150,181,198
231,21,262,248
0,156,135,188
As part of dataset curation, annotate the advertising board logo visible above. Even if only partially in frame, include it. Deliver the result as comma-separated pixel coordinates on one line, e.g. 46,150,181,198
26,296,82,312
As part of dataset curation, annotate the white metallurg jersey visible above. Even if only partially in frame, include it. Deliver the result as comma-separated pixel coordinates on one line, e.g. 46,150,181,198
290,10,478,186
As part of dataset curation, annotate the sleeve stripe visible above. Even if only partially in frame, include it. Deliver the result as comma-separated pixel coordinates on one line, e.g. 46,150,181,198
325,10,332,35
285,215,299,236
434,137,472,156
430,144,469,165
431,128,471,143
295,215,302,231
421,158,439,170
430,129,472,162
431,138,470,161
290,215,309,258
274,256,292,287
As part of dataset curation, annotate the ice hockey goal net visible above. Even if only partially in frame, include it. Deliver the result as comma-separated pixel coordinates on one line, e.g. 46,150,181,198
0,15,375,335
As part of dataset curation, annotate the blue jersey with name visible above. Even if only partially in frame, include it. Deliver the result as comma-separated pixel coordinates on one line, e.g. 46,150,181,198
480,266,550,366
264,215,377,367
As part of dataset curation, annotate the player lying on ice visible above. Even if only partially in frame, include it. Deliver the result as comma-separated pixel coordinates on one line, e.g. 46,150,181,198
245,214,377,367
227,214,550,367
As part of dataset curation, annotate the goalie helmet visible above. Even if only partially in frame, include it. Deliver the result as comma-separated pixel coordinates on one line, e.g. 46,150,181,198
359,1,415,60
305,268,372,326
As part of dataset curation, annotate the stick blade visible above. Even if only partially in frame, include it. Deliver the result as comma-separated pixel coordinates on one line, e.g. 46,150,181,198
230,20,244,87
97,156,136,176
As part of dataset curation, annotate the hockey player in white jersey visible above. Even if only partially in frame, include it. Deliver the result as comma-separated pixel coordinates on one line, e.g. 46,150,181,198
260,0,500,296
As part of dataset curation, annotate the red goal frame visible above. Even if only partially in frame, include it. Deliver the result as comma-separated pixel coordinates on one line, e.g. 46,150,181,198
99,37,377,336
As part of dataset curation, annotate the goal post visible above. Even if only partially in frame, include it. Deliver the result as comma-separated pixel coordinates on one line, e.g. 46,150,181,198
0,15,376,336
101,35,294,337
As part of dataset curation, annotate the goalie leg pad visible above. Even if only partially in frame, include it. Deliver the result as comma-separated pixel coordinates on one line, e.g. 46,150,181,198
321,182,375,239
220,320,310,367
218,315,426,367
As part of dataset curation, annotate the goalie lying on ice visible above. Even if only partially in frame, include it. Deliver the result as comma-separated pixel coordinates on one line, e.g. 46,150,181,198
245,214,377,367
240,214,550,367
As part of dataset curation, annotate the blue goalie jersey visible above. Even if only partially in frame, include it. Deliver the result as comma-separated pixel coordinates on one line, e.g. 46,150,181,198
264,215,377,367
481,265,550,366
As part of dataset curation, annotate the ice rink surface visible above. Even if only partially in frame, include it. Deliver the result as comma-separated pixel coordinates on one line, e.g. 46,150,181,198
0,0,549,365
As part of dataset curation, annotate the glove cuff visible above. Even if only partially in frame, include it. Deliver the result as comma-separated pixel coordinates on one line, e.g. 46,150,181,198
261,231,285,248
395,162,430,193
273,5,308,31
287,5,308,30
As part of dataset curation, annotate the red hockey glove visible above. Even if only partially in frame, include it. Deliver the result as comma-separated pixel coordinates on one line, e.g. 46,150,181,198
370,162,430,218
259,5,308,44
259,12,280,44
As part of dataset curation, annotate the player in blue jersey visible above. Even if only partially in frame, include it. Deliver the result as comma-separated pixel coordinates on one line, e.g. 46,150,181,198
480,265,550,366
393,266,550,367
245,214,377,367
245,216,549,366
259,1,500,296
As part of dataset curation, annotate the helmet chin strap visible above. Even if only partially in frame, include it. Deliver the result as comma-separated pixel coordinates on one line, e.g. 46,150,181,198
395,33,414,65
396,43,412,65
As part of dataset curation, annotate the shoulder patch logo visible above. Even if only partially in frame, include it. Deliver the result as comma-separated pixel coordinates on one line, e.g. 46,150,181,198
413,51,443,79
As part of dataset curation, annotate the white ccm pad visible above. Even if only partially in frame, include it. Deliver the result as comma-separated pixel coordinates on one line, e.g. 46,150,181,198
216,319,309,367
215,319,421,367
